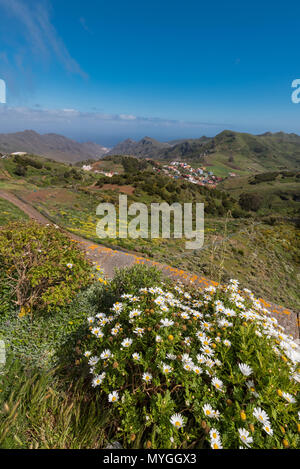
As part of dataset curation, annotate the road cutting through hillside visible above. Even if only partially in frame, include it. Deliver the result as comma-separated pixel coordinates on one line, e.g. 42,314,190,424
0,189,299,339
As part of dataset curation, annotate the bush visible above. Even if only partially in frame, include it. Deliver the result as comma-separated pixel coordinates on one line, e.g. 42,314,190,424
87,264,164,313
239,193,263,212
81,277,300,449
0,221,91,316
14,165,27,177
13,155,43,170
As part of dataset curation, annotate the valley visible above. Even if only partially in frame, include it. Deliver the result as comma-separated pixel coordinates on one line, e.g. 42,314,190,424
0,145,299,313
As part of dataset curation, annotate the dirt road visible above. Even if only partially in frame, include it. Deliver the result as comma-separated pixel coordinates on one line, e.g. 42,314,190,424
0,189,298,338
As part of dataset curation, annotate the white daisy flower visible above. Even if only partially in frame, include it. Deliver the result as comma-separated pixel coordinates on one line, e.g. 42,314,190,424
253,407,270,426
210,438,223,449
96,313,105,319
142,372,152,383
121,338,133,347
202,321,211,330
160,318,174,327
133,327,145,336
121,293,133,299
183,362,193,371
238,428,253,447
100,349,112,360
132,352,141,360
203,404,219,419
193,311,203,319
224,308,236,317
200,336,212,346
209,428,221,441
162,363,172,374
170,413,185,429
130,296,139,302
112,302,123,314
129,309,142,319
166,353,177,360
92,372,105,387
212,377,224,392
154,296,165,306
108,391,119,402
292,373,300,383
263,424,273,436
181,312,190,320
202,346,214,356
238,363,253,376
197,354,206,364
282,392,296,403
88,356,99,366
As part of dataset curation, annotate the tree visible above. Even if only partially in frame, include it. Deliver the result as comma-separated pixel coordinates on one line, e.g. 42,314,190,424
239,192,262,212
14,165,27,177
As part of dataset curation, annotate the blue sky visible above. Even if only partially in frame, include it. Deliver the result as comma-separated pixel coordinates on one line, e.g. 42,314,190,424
0,0,300,146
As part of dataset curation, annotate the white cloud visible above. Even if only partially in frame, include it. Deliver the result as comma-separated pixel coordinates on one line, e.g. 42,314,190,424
0,0,87,78
119,114,137,120
0,105,225,129
0,104,230,145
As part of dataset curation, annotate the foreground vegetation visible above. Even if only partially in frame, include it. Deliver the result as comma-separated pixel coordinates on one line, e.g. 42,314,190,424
0,222,299,449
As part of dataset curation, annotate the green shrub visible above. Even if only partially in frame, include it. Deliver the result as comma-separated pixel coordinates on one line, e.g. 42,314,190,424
239,193,263,212
13,155,43,170
81,277,300,449
87,264,164,313
0,221,91,316
14,165,27,177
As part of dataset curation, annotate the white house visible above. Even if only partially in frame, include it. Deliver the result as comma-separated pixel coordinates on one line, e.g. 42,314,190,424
10,152,28,156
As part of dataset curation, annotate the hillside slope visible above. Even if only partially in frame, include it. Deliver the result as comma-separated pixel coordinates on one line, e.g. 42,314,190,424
0,130,109,163
109,130,300,176
107,136,172,157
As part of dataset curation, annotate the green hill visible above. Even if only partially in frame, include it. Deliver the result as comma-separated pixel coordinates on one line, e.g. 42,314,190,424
161,130,300,175
109,130,300,177
220,169,300,217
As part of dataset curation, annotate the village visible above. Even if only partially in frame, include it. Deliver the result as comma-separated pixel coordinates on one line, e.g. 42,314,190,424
153,161,227,188
81,158,235,188
0,151,233,190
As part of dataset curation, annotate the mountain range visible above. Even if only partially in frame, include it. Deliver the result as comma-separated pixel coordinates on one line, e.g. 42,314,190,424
0,129,300,174
106,136,172,157
108,130,300,174
0,130,109,163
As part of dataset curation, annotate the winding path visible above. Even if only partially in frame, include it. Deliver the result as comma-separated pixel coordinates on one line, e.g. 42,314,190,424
0,189,299,339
